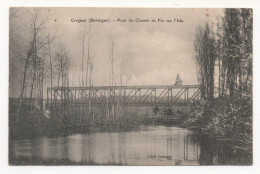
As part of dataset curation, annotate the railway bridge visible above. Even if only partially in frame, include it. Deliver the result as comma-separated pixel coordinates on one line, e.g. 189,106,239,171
47,85,201,107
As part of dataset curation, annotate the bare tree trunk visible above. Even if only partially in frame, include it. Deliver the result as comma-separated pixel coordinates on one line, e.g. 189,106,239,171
17,31,37,122
244,57,252,92
81,25,86,120
86,25,91,88
29,39,37,109
40,60,44,113
88,64,93,117
221,64,226,97
105,93,109,122
87,26,92,118
61,52,65,119
111,39,115,118
17,55,30,122
47,37,53,117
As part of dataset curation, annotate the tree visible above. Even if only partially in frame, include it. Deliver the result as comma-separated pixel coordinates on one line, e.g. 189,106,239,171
194,22,216,100
220,8,253,97
115,57,131,119
53,45,70,119
79,24,94,120
17,8,55,122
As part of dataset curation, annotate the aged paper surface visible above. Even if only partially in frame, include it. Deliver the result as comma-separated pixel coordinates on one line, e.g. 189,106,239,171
9,7,253,166
8,7,253,166
2,0,260,173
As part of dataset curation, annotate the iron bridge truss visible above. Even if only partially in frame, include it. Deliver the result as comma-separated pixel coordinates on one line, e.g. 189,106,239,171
47,85,201,107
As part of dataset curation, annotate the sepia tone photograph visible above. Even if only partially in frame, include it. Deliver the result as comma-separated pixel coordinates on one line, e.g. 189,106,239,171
9,7,253,166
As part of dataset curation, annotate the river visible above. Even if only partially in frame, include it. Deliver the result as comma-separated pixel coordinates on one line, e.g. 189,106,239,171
9,125,252,165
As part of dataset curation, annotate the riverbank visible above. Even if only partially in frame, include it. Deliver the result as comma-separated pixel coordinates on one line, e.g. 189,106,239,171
9,110,148,140
182,95,252,152
9,104,188,140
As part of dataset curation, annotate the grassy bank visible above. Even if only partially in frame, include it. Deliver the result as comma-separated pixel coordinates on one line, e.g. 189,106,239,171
9,108,147,140
183,94,252,151
9,103,189,140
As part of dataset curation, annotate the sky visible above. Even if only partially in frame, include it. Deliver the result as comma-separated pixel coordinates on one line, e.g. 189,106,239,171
10,8,224,94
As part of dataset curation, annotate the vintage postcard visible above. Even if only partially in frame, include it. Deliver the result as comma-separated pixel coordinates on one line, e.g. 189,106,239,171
9,7,253,166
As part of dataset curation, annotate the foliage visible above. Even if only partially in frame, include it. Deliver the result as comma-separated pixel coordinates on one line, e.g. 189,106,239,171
191,9,253,150
184,95,252,149
194,9,252,99
217,9,252,97
194,22,216,100
153,106,160,115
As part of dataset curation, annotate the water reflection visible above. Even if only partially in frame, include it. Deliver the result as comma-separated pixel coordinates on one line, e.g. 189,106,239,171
9,126,251,165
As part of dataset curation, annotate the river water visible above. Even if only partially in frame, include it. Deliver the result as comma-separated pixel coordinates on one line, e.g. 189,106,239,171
9,126,252,165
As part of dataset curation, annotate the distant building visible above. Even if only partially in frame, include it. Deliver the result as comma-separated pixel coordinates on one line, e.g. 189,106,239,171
174,74,182,85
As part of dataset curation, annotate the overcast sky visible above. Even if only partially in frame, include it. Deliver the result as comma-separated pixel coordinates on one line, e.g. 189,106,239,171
13,8,224,88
